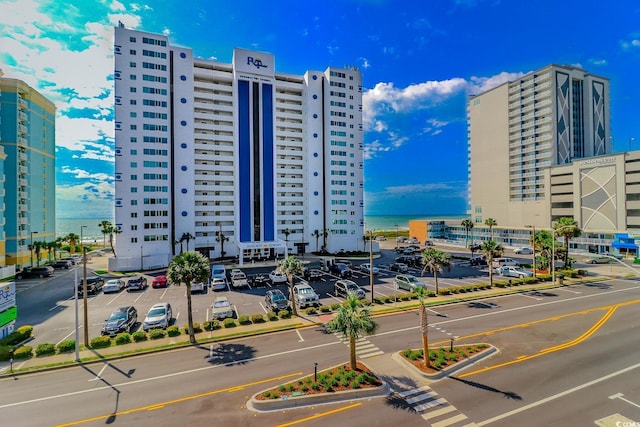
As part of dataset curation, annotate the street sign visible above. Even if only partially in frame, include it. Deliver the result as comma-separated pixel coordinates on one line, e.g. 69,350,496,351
0,282,16,312
0,306,17,327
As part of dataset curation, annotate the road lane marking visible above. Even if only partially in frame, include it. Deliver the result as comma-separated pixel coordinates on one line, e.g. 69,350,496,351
296,329,304,342
55,372,303,427
609,393,640,409
476,361,640,426
275,402,362,427
88,362,109,382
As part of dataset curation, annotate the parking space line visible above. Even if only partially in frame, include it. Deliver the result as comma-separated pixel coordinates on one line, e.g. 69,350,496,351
233,305,239,318
107,292,124,306
258,302,268,313
160,288,168,299
134,292,145,303
296,329,304,342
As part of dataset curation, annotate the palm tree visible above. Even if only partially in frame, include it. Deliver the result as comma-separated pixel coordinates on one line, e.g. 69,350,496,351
216,225,229,258
414,287,431,368
98,220,112,248
553,217,581,268
311,230,321,252
484,218,497,240
277,255,303,317
461,219,474,248
180,232,195,252
46,240,59,262
321,229,330,251
481,240,504,287
420,248,451,295
283,228,291,242
98,220,121,256
325,293,379,370
108,226,122,257
33,240,46,266
166,251,210,344
64,233,80,255
531,230,553,271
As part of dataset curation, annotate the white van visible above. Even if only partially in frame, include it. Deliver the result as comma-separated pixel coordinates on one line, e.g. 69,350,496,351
211,264,226,281
491,257,519,268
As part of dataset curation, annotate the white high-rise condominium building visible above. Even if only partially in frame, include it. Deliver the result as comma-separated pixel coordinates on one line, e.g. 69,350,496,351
467,64,610,228
112,25,364,271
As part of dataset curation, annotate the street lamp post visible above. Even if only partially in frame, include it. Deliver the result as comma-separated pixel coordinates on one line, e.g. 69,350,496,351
369,230,374,304
30,231,38,267
81,225,88,347
525,225,536,278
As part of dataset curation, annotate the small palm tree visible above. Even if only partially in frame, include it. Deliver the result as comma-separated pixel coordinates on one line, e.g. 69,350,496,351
98,220,112,248
312,230,321,252
414,287,431,368
283,228,291,242
33,240,46,266
46,240,59,262
553,217,581,268
108,226,122,257
421,248,451,295
461,219,474,248
180,232,196,253
64,233,80,255
531,230,553,271
481,240,504,287
216,227,229,258
325,293,379,371
484,218,497,240
277,255,303,316
166,251,210,344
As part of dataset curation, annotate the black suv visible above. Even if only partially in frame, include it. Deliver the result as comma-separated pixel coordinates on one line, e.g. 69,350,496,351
16,266,54,279
265,289,289,312
303,268,322,281
250,273,271,287
102,306,138,336
329,263,352,278
126,276,148,292
77,276,105,295
52,260,72,269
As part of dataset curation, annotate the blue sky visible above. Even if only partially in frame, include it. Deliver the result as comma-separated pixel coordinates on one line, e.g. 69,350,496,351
1,0,639,218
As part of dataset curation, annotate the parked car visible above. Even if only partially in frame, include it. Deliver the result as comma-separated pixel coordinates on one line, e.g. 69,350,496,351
359,263,379,275
334,279,365,299
424,240,435,247
211,296,234,320
469,244,482,252
211,277,228,291
231,271,249,288
250,273,271,287
496,265,533,278
376,236,387,241
292,283,320,308
190,281,207,294
16,266,54,279
51,260,72,269
229,268,243,280
269,270,288,284
103,279,126,294
394,274,426,292
583,255,613,264
265,289,289,312
329,262,352,278
126,276,148,292
210,265,226,281
303,268,322,281
395,247,405,254
396,236,407,243
77,276,105,295
151,275,168,288
403,247,416,255
389,262,409,273
470,256,487,266
142,302,172,331
514,247,534,255
491,257,519,268
600,251,622,260
102,306,137,336
336,259,353,269
60,257,78,266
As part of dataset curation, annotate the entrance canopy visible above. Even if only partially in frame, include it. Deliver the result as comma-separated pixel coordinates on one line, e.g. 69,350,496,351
236,240,288,265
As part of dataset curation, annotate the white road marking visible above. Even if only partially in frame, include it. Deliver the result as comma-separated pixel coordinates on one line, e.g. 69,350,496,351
296,329,304,342
609,392,640,409
160,288,168,299
88,362,110,382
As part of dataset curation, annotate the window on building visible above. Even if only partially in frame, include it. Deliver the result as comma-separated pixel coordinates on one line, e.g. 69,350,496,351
130,49,136,55
130,87,137,92
129,36,136,42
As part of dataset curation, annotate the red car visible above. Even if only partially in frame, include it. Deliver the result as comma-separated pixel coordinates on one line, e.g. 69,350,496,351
152,275,168,288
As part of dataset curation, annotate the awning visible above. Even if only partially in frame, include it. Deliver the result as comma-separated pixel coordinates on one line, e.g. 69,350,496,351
611,242,639,249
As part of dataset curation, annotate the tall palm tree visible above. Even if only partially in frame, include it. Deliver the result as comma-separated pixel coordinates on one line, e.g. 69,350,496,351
166,251,210,344
64,233,80,255
481,239,504,287
311,230,321,252
277,255,303,316
216,228,229,258
98,220,112,249
484,218,497,240
283,228,291,242
553,217,581,268
180,232,195,252
461,219,474,248
420,248,451,295
46,240,59,262
414,287,431,368
531,230,553,271
108,226,122,257
321,228,330,251
33,240,46,266
325,293,379,371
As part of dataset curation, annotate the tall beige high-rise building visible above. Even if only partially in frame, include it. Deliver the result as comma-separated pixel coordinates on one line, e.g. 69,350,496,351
468,64,610,228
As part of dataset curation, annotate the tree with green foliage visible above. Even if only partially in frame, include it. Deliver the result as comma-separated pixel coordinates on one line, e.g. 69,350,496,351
325,294,379,370
481,240,504,287
531,230,553,271
553,217,581,268
461,219,474,248
64,233,80,255
33,240,46,266
484,218,497,240
179,232,196,253
420,248,451,295
98,220,111,248
46,240,59,262
413,287,431,368
166,251,210,344
311,230,321,252
277,255,303,316
98,221,122,257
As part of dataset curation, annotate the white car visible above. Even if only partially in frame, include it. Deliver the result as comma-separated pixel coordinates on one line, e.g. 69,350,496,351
514,247,534,255
269,270,288,284
496,266,533,278
190,281,207,294
211,277,227,291
211,296,234,319
359,263,379,275
103,279,126,294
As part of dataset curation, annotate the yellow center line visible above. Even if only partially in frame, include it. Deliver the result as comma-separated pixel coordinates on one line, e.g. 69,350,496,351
458,304,621,378
275,402,362,427
55,372,302,427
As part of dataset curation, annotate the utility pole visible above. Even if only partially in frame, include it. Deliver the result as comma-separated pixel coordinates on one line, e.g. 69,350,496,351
30,231,38,267
369,230,374,304
81,225,88,347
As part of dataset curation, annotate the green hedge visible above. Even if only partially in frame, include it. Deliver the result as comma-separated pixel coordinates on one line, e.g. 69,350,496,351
167,325,181,336
0,325,34,347
115,333,132,345
149,329,166,340
35,343,56,357
132,331,147,342
278,310,291,319
14,345,32,359
57,340,76,353
223,318,236,328
250,313,265,323
90,335,112,349
266,311,278,321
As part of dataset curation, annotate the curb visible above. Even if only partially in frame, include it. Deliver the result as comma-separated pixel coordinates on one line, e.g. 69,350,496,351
391,344,498,380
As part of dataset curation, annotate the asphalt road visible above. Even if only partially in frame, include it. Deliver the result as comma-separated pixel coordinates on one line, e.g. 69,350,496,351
3,276,640,426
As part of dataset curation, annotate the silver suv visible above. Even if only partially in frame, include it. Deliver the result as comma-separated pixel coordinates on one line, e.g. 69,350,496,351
394,274,426,291
292,283,319,308
143,302,172,331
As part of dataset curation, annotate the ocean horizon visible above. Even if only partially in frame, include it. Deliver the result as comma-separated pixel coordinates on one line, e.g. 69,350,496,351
364,214,467,231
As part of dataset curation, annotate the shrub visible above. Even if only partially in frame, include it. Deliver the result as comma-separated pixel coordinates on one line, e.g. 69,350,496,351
149,329,166,340
373,297,385,305
266,311,278,321
0,345,11,361
167,325,181,336
132,331,147,342
183,322,203,334
223,318,236,328
383,296,393,303
278,310,291,319
14,345,33,359
35,343,56,357
250,313,265,323
90,335,112,349
319,305,332,313
330,303,341,311
305,307,317,315
57,340,76,354
438,288,452,295
0,325,34,347
238,315,251,325
114,333,132,345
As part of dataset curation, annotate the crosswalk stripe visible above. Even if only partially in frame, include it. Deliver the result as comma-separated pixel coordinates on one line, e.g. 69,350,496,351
432,413,468,427
406,391,437,404
421,405,457,420
397,385,431,397
414,397,447,411
360,350,384,358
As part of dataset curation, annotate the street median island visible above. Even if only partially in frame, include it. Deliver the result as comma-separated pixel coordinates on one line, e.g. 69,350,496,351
247,361,390,412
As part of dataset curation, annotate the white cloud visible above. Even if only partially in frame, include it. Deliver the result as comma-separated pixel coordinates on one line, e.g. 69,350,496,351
620,34,640,50
467,71,525,95
359,57,371,69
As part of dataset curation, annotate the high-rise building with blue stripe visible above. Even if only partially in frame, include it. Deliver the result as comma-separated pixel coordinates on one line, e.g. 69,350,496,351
113,26,364,271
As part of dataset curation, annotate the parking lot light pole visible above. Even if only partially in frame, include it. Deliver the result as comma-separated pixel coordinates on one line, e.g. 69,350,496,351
74,266,79,361
394,224,398,249
81,225,88,347
525,225,536,278
369,230,374,304
30,231,38,267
